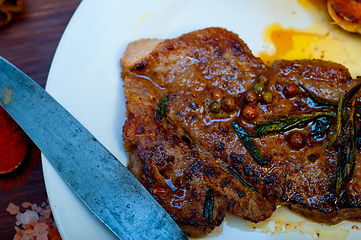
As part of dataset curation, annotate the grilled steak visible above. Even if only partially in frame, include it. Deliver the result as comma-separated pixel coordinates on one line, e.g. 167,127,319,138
121,27,361,236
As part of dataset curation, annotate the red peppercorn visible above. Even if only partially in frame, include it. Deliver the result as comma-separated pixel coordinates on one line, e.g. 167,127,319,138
275,82,283,91
211,90,223,101
283,84,298,98
243,91,258,105
289,132,307,149
242,105,257,120
221,97,236,112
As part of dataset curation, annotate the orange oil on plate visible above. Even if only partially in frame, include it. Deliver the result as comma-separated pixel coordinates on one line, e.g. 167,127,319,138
256,0,361,78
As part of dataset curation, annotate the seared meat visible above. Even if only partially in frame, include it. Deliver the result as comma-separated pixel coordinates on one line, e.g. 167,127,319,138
121,27,361,236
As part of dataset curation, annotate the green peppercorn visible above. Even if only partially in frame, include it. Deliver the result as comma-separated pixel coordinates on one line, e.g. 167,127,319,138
258,74,269,84
252,82,266,95
210,101,221,113
262,92,273,104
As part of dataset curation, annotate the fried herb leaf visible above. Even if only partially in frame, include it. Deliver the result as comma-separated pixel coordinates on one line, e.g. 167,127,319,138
232,121,268,165
343,83,361,106
327,83,361,149
299,84,337,106
327,97,344,149
227,166,261,193
254,111,335,136
333,98,357,196
156,96,169,119
203,188,214,223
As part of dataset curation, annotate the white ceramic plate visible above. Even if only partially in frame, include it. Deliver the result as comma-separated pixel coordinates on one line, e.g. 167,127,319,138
43,0,361,239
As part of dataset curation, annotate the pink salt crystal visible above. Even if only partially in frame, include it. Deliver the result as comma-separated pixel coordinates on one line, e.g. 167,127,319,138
27,220,37,228
34,223,48,234
41,202,46,207
15,212,22,225
23,229,33,235
47,217,54,225
36,233,48,240
14,226,21,232
38,216,47,224
36,206,42,213
21,235,30,240
30,204,37,211
32,226,39,236
39,209,44,216
47,217,54,224
20,210,39,225
21,202,31,209
6,202,20,215
13,230,23,240
43,209,51,219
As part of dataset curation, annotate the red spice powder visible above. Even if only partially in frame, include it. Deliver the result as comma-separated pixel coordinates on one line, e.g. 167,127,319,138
0,106,28,174
0,141,40,189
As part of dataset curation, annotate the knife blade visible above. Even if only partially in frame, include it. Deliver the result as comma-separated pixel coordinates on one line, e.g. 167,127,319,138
0,56,188,240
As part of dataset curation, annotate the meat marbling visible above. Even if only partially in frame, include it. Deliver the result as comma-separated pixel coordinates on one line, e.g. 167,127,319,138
121,27,361,236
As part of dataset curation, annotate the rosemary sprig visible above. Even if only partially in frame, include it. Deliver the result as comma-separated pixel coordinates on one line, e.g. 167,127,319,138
343,83,361,105
254,111,336,136
327,83,361,149
327,97,344,149
232,121,269,165
333,98,357,196
156,96,169,119
298,84,337,106
203,188,214,223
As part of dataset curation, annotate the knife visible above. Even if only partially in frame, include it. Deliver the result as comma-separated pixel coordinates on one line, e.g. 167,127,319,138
0,56,188,240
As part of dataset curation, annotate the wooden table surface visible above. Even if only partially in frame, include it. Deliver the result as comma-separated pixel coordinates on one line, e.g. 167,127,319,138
0,0,82,239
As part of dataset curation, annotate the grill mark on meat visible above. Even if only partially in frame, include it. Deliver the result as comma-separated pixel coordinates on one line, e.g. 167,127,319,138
121,27,361,236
